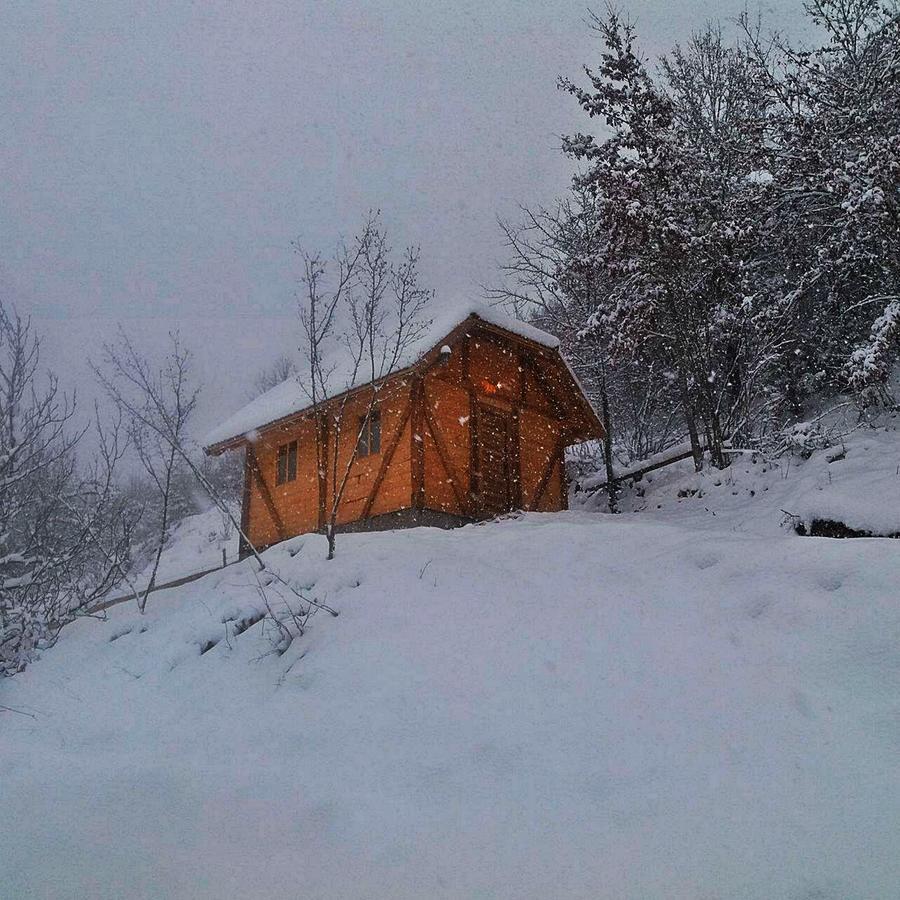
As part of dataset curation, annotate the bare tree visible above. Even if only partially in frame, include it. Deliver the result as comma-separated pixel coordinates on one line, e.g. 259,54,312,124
94,331,199,613
295,212,432,558
251,355,296,398
90,330,336,646
0,304,132,675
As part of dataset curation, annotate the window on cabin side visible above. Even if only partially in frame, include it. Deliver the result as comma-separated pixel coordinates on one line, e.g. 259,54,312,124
356,409,381,457
276,440,298,485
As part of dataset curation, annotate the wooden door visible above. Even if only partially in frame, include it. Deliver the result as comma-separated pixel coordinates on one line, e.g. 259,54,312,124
476,405,512,515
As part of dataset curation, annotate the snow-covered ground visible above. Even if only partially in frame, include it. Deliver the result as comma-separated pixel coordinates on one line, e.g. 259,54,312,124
127,507,240,594
2,428,899,899
579,419,900,538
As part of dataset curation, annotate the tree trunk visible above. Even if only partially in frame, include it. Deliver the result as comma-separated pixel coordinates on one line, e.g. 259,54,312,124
698,378,728,469
706,412,728,469
138,445,176,614
597,361,618,513
679,377,704,472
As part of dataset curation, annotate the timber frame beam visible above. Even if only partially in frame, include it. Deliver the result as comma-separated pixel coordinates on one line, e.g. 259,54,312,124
361,398,412,520
249,446,286,541
426,371,558,422
422,384,471,516
239,446,254,558
411,376,425,510
529,433,568,511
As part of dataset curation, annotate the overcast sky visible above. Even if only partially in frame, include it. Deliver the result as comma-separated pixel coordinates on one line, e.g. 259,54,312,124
2,0,806,439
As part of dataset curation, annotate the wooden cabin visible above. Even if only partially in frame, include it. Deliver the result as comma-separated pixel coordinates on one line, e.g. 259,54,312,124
204,307,604,553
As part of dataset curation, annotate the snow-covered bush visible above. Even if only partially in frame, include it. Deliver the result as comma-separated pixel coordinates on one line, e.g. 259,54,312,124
781,421,830,459
0,305,132,675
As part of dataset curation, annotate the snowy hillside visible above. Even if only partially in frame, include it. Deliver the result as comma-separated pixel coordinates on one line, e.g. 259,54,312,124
128,507,240,594
2,432,900,899
579,419,900,538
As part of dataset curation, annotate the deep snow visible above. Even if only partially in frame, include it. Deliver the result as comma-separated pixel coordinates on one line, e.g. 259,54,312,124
579,421,900,538
128,507,240,594
2,429,900,899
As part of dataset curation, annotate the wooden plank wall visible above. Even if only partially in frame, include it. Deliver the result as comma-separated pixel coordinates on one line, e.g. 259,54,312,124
241,327,572,548
243,380,413,548
244,415,319,548
422,328,568,517
331,380,413,525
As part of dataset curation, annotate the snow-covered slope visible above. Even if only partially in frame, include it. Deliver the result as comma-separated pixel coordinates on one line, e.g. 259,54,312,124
2,435,900,899
580,421,900,538
128,507,240,593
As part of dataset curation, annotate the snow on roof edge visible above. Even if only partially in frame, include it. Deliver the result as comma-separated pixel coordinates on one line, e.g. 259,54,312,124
203,303,560,451
467,304,559,351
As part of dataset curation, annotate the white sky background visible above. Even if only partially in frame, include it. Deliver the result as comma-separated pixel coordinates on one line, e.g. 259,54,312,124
1,0,806,441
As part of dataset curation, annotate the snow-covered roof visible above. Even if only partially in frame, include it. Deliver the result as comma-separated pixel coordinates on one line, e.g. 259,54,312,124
204,303,560,451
